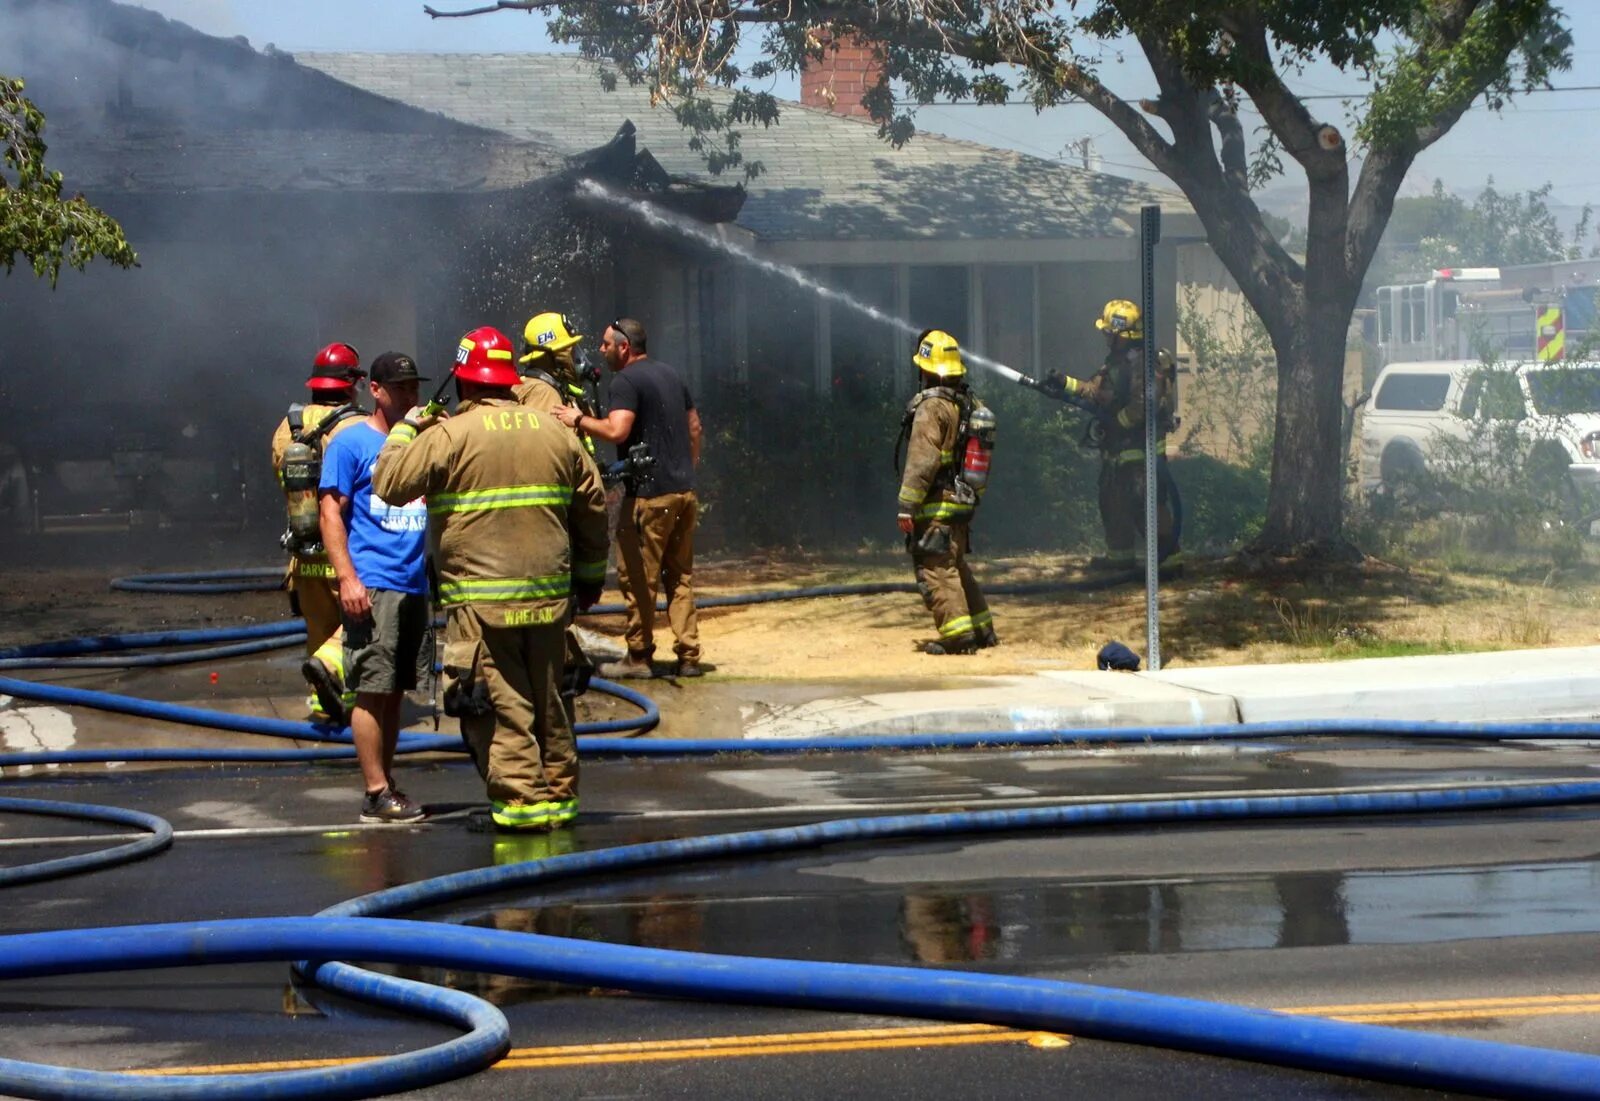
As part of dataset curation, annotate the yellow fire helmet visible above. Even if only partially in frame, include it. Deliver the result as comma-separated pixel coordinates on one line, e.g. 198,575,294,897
519,311,584,363
1095,299,1142,339
913,329,966,378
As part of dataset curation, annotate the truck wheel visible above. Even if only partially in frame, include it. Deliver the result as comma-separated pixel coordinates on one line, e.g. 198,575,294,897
1526,444,1582,525
1380,444,1427,506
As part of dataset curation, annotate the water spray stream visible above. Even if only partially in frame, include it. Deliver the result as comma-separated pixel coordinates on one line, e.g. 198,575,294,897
576,179,1028,385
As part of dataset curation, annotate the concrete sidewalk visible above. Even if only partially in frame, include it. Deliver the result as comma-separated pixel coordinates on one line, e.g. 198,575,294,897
743,646,1600,738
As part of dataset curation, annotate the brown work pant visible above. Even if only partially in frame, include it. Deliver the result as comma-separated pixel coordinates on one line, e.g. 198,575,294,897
443,608,577,809
910,521,991,645
616,491,701,662
290,556,343,658
1098,456,1180,563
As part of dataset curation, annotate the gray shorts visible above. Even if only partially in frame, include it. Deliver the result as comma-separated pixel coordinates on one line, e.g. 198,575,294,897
343,588,435,694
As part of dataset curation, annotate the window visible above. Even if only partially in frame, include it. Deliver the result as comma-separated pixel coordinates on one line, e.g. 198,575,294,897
909,266,970,346
981,265,1036,380
1479,371,1527,420
828,265,898,400
1374,372,1451,411
1528,366,1600,415
1377,288,1393,343
746,267,817,396
1401,285,1426,344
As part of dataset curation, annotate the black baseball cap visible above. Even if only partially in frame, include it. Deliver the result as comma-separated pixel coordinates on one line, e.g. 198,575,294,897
369,352,429,384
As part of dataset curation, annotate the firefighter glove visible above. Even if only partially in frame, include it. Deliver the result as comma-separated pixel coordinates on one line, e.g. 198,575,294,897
574,580,604,611
896,513,914,535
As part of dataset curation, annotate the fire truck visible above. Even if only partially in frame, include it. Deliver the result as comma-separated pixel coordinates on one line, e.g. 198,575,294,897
1372,259,1600,366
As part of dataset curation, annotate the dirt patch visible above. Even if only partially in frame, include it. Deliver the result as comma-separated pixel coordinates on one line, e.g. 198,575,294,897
3,552,1597,678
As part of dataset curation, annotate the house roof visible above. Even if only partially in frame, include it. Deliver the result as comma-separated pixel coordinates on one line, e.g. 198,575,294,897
295,52,1191,243
0,0,563,194
46,131,567,194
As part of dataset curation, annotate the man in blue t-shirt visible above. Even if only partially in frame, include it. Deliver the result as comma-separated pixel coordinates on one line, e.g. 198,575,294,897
319,352,433,824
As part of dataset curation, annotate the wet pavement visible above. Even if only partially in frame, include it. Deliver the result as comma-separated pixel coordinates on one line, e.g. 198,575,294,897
5,661,1600,1097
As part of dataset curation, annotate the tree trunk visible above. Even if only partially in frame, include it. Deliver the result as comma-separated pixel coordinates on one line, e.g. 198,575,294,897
1255,291,1353,553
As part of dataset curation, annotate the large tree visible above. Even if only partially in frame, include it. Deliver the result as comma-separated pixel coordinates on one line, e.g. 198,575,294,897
2,75,137,286
430,0,1568,555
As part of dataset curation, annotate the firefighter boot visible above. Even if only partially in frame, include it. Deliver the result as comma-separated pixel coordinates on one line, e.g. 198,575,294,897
302,631,351,725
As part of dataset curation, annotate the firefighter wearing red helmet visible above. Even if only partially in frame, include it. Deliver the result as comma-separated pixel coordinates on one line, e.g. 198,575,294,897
270,342,367,723
373,326,608,832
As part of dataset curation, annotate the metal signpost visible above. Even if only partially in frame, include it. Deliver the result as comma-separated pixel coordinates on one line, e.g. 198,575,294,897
1140,204,1162,671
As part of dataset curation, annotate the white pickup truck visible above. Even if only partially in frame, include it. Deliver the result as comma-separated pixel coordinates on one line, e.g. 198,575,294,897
1358,359,1600,500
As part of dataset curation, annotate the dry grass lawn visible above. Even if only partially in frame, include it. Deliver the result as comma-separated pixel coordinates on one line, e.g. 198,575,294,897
1,553,1596,681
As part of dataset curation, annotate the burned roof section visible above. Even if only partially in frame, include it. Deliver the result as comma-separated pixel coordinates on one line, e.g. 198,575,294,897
296,52,1190,242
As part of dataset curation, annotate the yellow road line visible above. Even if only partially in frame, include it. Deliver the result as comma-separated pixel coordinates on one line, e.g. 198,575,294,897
1286,992,1600,1015
498,1028,1043,1069
129,991,1600,1078
131,1023,1058,1077
1324,1004,1600,1025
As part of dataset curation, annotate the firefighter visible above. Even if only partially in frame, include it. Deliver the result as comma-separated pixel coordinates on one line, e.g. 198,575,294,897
515,312,600,450
516,313,605,711
372,326,608,832
896,330,994,654
270,342,367,723
1039,300,1182,574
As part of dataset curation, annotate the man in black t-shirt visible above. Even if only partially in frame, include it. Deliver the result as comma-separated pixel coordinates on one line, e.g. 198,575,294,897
553,318,704,678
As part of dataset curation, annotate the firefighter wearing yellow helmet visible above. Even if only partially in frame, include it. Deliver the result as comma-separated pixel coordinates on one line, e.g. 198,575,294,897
1035,299,1182,574
515,311,601,457
894,329,995,654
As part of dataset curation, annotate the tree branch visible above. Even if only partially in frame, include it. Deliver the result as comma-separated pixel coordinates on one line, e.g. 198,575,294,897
1346,0,1531,282
424,1,539,17
1207,90,1248,193
1219,10,1344,181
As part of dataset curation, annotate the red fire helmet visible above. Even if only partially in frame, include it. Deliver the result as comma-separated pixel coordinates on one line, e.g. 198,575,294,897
307,342,363,391
453,326,520,387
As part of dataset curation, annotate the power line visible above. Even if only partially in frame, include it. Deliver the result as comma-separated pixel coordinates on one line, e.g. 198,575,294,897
903,83,1600,109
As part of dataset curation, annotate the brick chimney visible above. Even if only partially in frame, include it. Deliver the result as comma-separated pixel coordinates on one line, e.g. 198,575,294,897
800,29,885,119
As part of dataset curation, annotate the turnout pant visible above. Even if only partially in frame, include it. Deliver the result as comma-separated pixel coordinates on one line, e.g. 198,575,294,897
290,555,344,658
910,521,991,646
1097,454,1181,565
443,607,577,829
616,490,701,663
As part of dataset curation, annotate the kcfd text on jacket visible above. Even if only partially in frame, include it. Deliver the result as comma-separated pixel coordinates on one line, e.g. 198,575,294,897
372,398,608,627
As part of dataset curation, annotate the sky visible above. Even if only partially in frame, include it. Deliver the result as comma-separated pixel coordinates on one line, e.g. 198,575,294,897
140,0,1600,223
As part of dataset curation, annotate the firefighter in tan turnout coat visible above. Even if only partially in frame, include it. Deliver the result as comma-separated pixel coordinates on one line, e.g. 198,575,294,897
895,329,996,655
373,326,608,832
270,342,367,723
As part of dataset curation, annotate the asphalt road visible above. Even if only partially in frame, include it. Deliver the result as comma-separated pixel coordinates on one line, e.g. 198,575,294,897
5,699,1600,1098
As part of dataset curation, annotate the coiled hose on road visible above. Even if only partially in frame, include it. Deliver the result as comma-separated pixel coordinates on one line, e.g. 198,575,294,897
6,569,1600,1098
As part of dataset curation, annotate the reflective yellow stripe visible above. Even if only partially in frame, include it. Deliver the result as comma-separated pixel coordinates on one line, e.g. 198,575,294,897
1114,440,1166,463
914,500,975,522
1116,408,1137,429
312,634,345,678
938,449,955,464
939,615,975,639
428,483,573,514
574,559,607,583
971,610,993,630
389,423,418,445
438,575,571,606
898,489,924,508
492,798,578,828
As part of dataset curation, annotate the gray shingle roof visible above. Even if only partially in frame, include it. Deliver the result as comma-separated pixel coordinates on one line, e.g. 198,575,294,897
295,52,1189,242
51,131,566,194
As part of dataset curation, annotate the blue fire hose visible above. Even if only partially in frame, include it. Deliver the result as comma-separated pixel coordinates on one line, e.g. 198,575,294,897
8,576,1600,1098
6,784,1600,1098
0,797,171,887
